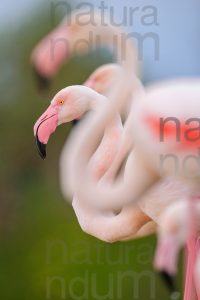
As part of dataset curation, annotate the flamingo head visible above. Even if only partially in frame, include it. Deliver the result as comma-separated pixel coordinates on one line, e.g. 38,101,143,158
34,85,103,159
31,18,104,92
84,64,121,95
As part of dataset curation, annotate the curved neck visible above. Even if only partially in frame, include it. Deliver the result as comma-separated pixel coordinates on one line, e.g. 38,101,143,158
87,93,122,137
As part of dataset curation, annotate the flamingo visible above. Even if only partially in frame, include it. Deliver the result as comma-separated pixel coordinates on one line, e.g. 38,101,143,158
31,9,138,91
34,84,157,243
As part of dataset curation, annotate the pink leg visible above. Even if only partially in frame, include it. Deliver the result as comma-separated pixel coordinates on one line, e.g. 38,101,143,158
184,236,198,300
184,196,200,300
194,238,200,299
155,234,180,275
155,196,200,298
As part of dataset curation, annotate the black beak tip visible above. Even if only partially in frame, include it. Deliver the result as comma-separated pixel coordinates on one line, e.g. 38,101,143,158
72,119,79,127
33,66,51,92
159,271,180,298
35,135,46,160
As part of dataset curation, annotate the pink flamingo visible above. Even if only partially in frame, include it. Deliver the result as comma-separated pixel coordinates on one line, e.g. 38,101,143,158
34,83,157,243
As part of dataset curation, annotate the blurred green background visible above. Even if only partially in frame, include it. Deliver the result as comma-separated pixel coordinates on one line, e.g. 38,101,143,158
0,2,183,299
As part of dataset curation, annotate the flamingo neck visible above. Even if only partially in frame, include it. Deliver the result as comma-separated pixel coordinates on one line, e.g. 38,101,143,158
87,94,122,137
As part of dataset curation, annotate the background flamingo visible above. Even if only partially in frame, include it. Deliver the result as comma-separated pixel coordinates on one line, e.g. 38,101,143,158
31,9,138,91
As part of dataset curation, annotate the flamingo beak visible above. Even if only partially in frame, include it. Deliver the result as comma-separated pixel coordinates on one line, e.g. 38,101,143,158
34,104,58,159
72,119,79,127
154,236,180,297
159,271,179,296
33,66,52,92
31,26,71,92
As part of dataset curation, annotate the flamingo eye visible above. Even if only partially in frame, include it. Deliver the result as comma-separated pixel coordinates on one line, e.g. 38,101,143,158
58,99,64,106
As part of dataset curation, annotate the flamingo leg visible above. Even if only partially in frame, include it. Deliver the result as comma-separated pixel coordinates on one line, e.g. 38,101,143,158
195,239,200,299
184,196,200,300
184,236,198,300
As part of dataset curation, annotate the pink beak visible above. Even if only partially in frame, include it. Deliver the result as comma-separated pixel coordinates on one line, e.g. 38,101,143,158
34,104,58,159
32,26,71,91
